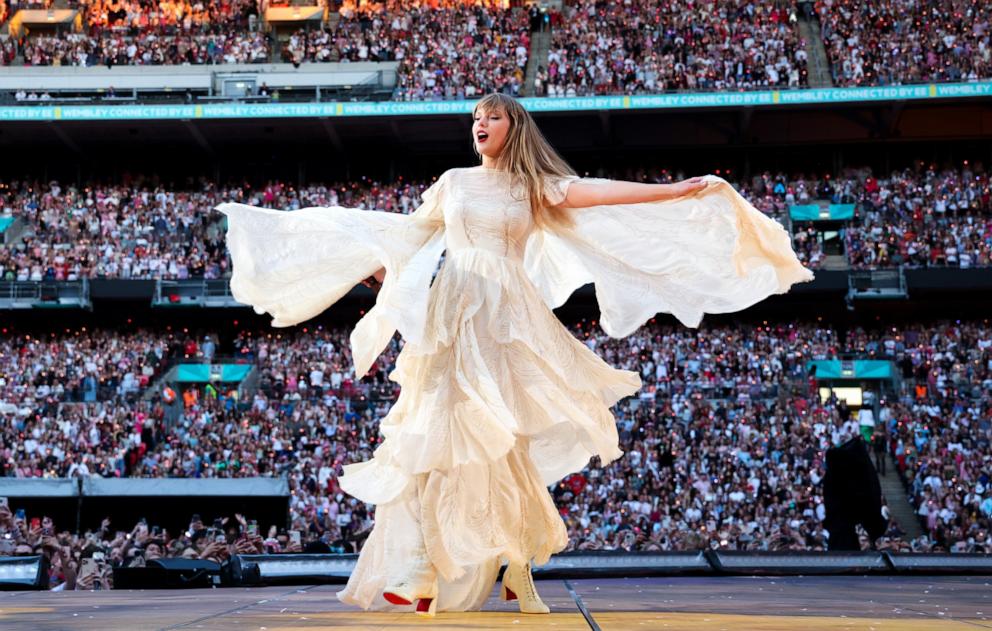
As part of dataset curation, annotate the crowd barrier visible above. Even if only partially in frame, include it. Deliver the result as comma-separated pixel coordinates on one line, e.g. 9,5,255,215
226,550,992,586
6,549,991,590
94,551,992,592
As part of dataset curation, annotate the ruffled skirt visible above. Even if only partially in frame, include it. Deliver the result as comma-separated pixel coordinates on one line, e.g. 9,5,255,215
336,247,641,612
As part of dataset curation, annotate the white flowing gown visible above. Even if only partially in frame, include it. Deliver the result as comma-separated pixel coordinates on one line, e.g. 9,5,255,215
216,167,814,611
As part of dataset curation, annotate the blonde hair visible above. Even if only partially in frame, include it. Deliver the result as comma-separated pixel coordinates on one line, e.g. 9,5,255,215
472,93,577,228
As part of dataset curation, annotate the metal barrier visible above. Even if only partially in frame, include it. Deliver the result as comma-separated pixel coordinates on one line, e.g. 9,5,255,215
0,279,91,310
153,279,242,308
13,549,992,591
846,268,908,307
221,550,992,587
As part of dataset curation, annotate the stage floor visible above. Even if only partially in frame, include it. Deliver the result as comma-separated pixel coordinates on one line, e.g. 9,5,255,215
2,575,992,630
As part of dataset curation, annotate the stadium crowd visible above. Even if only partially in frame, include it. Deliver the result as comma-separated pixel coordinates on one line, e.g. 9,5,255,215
0,176,430,282
283,0,531,100
4,0,268,67
79,0,260,34
841,162,992,270
845,321,992,552
17,31,270,66
0,0,988,93
2,316,991,591
540,0,807,97
0,178,236,281
1,162,989,280
815,0,992,87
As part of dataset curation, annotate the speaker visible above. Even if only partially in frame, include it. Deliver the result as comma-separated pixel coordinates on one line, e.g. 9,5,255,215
222,557,261,586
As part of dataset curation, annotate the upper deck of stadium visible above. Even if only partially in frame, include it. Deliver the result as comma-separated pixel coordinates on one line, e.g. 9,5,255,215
0,0,988,120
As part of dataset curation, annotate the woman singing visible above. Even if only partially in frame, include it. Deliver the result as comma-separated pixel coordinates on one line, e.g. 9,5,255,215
216,93,813,616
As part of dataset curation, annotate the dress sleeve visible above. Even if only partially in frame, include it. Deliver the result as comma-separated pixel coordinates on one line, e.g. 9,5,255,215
524,174,814,336
542,173,581,206
216,171,448,377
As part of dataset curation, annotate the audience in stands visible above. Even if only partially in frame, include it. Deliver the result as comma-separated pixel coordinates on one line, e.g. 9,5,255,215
0,175,425,281
3,0,989,95
815,0,992,87
80,0,260,34
282,0,530,100
5,0,266,66
847,321,992,552
19,31,270,66
842,162,992,270
542,0,807,97
1,162,989,279
0,178,236,281
5,318,992,569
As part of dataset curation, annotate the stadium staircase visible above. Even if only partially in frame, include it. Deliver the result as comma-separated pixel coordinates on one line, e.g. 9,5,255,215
142,359,179,402
269,11,339,64
878,452,925,540
270,27,285,64
269,37,281,64
0,216,25,244
522,28,551,97
796,4,833,87
1,31,21,62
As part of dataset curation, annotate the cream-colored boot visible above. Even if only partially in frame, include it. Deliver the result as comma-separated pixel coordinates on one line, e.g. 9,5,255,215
499,561,550,614
382,552,439,616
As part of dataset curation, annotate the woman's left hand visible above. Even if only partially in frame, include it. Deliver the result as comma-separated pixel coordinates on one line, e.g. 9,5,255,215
669,177,708,198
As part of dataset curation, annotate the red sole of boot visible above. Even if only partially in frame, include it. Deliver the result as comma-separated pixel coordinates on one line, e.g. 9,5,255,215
505,587,517,600
383,592,413,606
416,598,434,613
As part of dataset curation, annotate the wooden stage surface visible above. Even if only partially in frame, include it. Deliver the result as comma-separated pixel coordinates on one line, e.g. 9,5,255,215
2,575,992,630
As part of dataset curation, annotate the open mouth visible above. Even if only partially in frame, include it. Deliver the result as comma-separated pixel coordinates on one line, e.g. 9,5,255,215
476,131,489,143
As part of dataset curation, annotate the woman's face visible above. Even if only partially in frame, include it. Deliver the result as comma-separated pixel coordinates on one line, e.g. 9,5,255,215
472,106,510,160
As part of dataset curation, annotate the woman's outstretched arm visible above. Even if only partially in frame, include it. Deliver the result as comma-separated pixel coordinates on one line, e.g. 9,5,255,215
560,176,708,209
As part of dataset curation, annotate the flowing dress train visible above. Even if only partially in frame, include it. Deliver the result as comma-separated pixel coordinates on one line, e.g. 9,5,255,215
216,167,814,611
